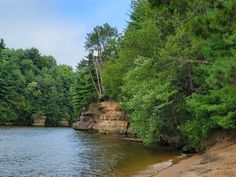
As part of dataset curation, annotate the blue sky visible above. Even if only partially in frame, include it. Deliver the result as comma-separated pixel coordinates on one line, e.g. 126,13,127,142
0,0,131,67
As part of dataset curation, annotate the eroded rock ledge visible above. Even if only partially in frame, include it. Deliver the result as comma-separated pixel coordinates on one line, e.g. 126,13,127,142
32,116,46,127
73,100,130,135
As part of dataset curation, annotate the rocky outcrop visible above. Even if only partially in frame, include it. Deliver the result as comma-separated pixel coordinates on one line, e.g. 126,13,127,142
73,100,129,135
33,116,46,127
73,112,99,130
58,119,70,127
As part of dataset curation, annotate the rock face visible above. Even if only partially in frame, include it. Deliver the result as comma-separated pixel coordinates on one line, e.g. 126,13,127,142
95,120,128,134
73,101,128,135
73,112,99,131
33,116,46,127
58,119,70,127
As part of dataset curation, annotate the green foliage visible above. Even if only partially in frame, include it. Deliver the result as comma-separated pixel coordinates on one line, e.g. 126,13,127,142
0,43,75,126
102,0,236,151
0,102,16,122
0,38,6,50
122,57,178,144
71,59,96,116
1,0,236,151
85,23,119,55
102,60,124,100
84,23,120,99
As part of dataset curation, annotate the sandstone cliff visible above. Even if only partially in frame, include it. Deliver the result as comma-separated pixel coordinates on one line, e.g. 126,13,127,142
32,116,46,127
73,100,129,135
58,119,70,127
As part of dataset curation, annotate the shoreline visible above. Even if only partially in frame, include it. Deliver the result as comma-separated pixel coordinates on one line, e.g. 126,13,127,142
3,126,236,176
134,153,190,176
136,136,236,177
0,125,71,128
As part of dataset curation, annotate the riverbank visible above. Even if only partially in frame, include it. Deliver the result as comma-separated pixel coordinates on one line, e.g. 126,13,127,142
0,127,180,176
138,132,236,177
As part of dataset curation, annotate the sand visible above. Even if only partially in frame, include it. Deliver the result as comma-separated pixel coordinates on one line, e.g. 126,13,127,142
154,134,236,177
136,132,236,177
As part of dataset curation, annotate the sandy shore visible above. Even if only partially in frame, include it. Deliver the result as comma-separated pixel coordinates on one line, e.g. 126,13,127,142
136,134,236,177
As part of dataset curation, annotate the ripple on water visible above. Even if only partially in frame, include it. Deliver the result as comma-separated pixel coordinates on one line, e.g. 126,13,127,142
0,127,180,176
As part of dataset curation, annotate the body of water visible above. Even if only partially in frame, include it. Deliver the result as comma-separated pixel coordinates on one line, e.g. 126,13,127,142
0,127,179,176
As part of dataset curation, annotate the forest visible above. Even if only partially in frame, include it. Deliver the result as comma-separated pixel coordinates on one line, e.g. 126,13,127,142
0,39,76,126
0,0,236,151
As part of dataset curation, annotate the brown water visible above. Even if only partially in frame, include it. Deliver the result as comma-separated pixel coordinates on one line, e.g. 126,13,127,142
0,127,180,176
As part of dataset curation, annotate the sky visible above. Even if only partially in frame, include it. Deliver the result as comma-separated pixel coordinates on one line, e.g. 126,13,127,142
0,0,131,68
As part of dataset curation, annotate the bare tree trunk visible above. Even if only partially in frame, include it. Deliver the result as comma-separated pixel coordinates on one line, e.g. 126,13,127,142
97,48,105,96
88,65,99,96
93,56,102,98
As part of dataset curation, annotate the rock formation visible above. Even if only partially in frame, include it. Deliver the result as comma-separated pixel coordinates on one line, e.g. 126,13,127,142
73,112,99,131
73,100,129,135
58,119,70,127
32,116,46,127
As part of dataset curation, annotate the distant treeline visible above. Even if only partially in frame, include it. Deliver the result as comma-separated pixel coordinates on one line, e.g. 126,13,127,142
75,0,236,151
1,0,235,151
0,40,77,126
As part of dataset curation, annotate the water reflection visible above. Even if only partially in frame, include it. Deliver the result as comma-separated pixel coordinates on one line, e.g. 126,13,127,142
0,127,179,176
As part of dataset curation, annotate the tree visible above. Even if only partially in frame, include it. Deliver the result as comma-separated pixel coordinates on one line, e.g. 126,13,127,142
102,0,236,151
0,49,27,123
71,59,96,116
0,38,6,50
85,23,119,98
0,39,75,126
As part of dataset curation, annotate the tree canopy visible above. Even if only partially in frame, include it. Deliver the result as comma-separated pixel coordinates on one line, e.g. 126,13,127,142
0,42,75,126
1,0,235,151
101,0,236,151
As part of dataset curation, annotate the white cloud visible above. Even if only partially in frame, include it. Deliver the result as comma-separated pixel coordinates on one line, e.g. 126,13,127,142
0,0,86,68
0,0,130,67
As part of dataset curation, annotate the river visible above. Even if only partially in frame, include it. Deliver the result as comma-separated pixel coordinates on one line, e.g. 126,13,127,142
0,127,179,176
